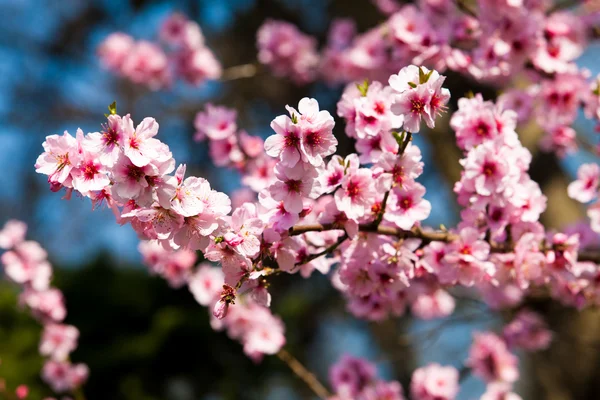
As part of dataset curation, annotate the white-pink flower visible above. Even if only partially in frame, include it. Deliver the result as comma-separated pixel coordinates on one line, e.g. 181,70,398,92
39,324,79,361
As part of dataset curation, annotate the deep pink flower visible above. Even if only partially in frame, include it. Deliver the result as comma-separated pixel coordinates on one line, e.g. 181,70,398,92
265,114,303,167
385,182,431,230
335,168,376,219
467,332,519,383
503,309,552,351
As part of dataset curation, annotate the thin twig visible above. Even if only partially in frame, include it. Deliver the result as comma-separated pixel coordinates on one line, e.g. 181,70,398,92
276,349,331,400
221,63,259,81
289,223,600,263
297,234,348,266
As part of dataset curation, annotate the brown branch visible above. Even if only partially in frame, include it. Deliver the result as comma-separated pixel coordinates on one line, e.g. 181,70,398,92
297,234,348,266
276,349,331,400
289,223,600,263
454,0,477,17
221,63,259,81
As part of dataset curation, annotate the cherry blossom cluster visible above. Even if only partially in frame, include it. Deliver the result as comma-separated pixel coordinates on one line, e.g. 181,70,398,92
327,309,551,399
255,2,600,163
34,56,600,399
0,220,88,395
328,355,405,400
98,13,221,89
257,1,596,85
193,103,276,193
138,248,286,360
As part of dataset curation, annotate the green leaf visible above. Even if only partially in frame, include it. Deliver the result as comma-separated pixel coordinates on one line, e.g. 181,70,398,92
291,113,298,124
356,79,370,97
407,81,417,89
108,101,117,115
392,131,406,148
418,67,433,84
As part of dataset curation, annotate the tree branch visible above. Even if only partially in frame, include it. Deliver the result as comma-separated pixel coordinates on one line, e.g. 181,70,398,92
289,223,600,263
276,349,331,400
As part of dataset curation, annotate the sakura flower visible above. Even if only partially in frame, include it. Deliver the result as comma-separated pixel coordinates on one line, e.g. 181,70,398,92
41,361,88,393
480,383,523,400
35,130,80,188
97,32,135,71
39,324,79,361
410,363,459,400
258,191,299,232
21,288,66,322
270,163,318,213
194,104,237,141
329,355,377,397
318,155,346,194
0,219,27,249
265,114,303,167
82,114,124,167
385,182,432,230
293,98,337,166
1,241,52,290
391,83,433,133
224,203,264,258
70,148,110,195
335,168,376,219
467,332,519,383
159,13,204,49
188,264,224,306
120,41,170,90
503,309,552,351
256,20,320,84
177,46,222,85
568,163,600,204
441,228,493,286
460,140,512,197
121,115,164,167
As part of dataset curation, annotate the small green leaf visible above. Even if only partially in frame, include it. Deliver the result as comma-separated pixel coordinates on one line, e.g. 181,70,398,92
291,113,298,124
392,131,406,148
407,81,417,89
356,79,370,97
418,67,433,84
214,236,224,244
108,101,117,115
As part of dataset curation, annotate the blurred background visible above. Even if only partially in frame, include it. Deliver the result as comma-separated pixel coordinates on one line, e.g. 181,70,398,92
0,0,599,399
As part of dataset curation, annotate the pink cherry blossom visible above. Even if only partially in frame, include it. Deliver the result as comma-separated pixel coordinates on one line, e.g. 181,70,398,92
0,219,27,250
194,104,237,141
39,324,79,361
335,169,376,219
41,360,88,393
467,332,519,384
385,182,431,230
568,163,600,203
410,363,459,400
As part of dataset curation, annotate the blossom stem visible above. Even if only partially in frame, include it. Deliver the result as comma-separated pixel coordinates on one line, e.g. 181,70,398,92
276,348,331,399
374,131,412,227
289,223,600,263
221,63,259,81
297,234,348,266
